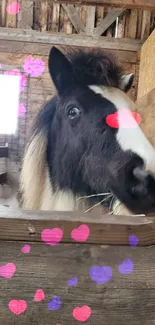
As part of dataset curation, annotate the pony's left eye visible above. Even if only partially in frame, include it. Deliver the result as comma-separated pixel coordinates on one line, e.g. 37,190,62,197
68,107,81,119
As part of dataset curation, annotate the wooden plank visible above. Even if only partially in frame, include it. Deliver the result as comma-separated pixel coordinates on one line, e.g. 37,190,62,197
85,6,96,35
126,9,138,38
40,1,48,31
6,0,17,27
52,4,60,32
0,28,142,51
62,4,85,33
1,241,155,325
17,0,33,29
93,8,124,36
0,40,137,63
0,0,6,27
138,29,155,99
141,9,151,39
0,206,155,245
116,10,126,38
30,0,155,10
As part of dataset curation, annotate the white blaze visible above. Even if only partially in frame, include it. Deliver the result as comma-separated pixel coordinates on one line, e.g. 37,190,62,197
89,85,155,172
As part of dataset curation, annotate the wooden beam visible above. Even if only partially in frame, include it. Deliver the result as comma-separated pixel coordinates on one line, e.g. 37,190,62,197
32,0,155,10
85,6,96,35
0,39,137,63
61,4,85,33
0,206,155,245
0,28,142,51
93,8,125,36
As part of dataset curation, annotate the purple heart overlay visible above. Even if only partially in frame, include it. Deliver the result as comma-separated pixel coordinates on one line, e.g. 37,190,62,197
68,277,78,287
48,296,62,311
128,234,139,247
118,258,134,275
89,265,112,285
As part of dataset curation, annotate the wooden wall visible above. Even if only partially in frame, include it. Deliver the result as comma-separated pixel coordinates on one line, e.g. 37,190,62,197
138,29,155,99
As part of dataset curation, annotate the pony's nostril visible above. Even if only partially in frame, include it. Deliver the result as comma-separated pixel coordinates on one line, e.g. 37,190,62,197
131,184,148,197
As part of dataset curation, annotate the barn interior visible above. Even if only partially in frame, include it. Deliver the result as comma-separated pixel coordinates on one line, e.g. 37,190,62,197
1,2,155,325
0,1,155,210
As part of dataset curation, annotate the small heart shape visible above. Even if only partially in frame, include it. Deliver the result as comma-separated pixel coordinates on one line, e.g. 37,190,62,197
21,244,31,254
8,300,27,315
89,265,112,284
118,258,134,275
34,289,45,302
48,296,62,310
23,56,45,78
68,277,78,287
73,305,91,322
0,263,16,278
6,1,20,14
71,225,90,242
106,110,141,129
41,228,63,246
128,234,139,247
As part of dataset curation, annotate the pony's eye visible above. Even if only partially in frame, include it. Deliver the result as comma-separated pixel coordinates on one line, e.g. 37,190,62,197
68,107,81,119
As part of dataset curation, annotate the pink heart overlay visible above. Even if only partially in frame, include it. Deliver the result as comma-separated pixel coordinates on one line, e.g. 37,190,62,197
73,305,91,322
21,244,31,254
6,1,20,15
8,300,27,315
19,103,26,116
71,225,90,242
0,263,16,278
23,55,45,78
34,289,45,302
41,228,63,246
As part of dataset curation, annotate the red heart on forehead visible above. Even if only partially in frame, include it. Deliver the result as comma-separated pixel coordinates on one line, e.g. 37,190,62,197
106,110,141,128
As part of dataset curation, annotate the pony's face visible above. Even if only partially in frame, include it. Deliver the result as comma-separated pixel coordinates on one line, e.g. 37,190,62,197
47,47,155,214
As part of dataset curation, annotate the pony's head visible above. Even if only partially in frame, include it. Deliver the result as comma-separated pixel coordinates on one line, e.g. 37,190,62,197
20,46,155,214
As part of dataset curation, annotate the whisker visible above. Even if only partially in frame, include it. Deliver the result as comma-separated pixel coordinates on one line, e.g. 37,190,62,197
77,192,111,201
84,194,112,213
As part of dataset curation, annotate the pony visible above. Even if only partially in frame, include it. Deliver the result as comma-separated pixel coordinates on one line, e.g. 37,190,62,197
19,46,155,216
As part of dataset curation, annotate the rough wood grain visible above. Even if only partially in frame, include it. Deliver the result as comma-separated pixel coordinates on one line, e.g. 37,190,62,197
1,241,155,325
0,40,138,62
0,0,6,27
126,9,138,38
31,0,155,9
93,8,124,36
0,28,142,51
52,3,60,32
85,6,96,35
17,0,33,29
0,206,155,245
6,0,17,28
138,28,155,98
141,9,151,39
40,1,48,31
62,4,85,32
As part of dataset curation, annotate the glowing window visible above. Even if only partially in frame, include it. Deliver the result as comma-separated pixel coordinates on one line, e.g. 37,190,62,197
0,74,20,134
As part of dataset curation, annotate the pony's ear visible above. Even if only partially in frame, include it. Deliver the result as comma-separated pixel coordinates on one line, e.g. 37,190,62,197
48,46,73,94
119,73,134,92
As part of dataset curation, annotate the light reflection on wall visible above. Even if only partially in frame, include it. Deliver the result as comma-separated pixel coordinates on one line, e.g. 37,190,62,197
0,74,20,134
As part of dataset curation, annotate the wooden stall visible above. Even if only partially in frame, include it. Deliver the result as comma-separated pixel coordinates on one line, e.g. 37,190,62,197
1,206,155,325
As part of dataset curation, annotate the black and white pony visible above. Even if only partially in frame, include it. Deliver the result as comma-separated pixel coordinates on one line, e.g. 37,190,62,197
19,46,155,215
